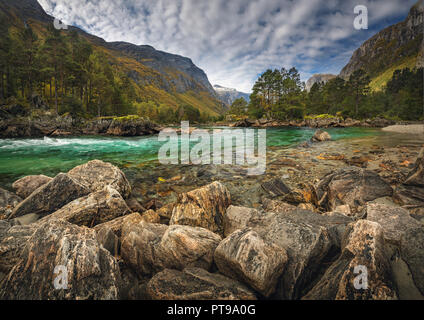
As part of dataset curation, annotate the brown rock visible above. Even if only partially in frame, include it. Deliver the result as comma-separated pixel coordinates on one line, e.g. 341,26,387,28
311,129,332,142
303,220,397,300
12,175,52,199
214,228,288,297
170,181,231,234
146,268,257,300
67,160,131,198
38,186,131,227
0,219,122,299
9,173,89,219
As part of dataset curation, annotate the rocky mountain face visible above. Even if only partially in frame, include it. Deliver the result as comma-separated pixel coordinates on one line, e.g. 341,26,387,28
213,85,250,106
339,1,424,80
0,0,223,115
305,74,337,92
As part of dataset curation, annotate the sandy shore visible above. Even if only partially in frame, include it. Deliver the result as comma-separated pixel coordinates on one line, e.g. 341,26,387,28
382,124,424,135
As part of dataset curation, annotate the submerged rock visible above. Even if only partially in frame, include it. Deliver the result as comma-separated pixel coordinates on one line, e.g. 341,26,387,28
303,220,397,300
67,160,131,199
12,175,52,199
0,219,122,300
170,181,231,234
9,173,89,219
38,186,131,227
311,129,332,142
146,267,257,300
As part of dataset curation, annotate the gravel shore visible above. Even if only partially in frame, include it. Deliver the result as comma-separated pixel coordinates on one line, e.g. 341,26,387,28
382,124,424,135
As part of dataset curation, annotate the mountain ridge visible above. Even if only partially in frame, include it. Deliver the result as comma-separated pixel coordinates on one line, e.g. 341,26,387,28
213,85,250,106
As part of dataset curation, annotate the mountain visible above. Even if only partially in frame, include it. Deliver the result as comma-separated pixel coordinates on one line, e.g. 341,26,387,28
305,74,337,92
340,1,423,90
213,85,250,106
0,0,224,116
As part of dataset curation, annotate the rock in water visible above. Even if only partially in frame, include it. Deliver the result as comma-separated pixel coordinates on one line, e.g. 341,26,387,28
170,181,231,234
146,268,257,300
9,173,89,219
121,222,221,276
316,167,393,212
311,129,332,142
214,228,288,297
67,160,131,199
12,175,52,199
38,186,131,227
303,220,397,300
0,219,121,300
365,203,422,245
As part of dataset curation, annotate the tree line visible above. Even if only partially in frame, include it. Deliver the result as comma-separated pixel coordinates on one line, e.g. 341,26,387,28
229,66,423,121
0,20,215,124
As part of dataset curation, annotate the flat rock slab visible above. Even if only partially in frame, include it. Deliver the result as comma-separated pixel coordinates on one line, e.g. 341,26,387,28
146,268,257,300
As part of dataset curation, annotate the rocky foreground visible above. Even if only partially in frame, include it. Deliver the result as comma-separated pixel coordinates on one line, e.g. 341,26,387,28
0,133,423,300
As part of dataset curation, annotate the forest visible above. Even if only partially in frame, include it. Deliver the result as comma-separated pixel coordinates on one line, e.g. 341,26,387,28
230,66,423,121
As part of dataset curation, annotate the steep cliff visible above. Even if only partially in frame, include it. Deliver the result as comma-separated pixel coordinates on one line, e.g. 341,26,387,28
339,1,423,86
0,0,224,115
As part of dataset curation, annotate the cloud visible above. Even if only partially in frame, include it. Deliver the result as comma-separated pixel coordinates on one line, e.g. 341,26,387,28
38,0,416,92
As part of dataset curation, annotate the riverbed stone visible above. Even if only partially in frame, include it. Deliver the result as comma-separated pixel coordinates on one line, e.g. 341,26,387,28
214,228,288,297
38,186,131,227
9,173,89,219
170,181,231,234
67,160,131,198
12,175,52,199
316,167,393,212
302,220,397,300
0,219,122,299
311,129,332,142
146,267,257,300
121,222,221,276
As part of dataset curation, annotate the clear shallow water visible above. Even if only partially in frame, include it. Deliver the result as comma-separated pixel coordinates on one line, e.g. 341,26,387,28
0,127,382,188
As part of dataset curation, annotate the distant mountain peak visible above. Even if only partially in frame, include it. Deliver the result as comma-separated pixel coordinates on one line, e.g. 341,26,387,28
213,85,250,106
305,74,337,92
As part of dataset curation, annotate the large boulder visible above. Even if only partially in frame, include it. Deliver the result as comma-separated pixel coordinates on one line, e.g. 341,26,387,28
311,129,332,142
9,173,89,219
146,268,257,300
404,148,424,187
67,160,131,199
223,206,265,237
365,203,422,245
316,167,393,212
12,175,52,199
0,219,122,299
170,181,231,234
93,212,142,239
38,186,131,227
400,227,424,295
0,222,36,276
303,220,397,300
214,228,288,297
121,222,221,276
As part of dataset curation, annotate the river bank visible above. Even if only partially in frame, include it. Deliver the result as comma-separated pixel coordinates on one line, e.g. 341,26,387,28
0,127,423,300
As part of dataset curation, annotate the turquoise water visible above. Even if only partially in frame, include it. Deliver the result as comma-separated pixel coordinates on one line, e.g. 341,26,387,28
0,127,381,188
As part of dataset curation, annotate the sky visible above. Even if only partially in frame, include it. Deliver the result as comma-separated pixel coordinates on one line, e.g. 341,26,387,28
37,0,417,93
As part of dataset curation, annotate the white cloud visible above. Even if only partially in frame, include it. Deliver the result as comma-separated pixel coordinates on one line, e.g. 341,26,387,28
37,0,416,92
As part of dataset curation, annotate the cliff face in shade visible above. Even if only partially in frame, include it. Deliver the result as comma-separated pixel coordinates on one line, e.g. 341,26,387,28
0,0,224,115
339,1,424,80
305,74,337,92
